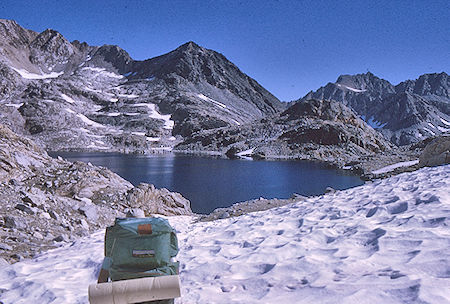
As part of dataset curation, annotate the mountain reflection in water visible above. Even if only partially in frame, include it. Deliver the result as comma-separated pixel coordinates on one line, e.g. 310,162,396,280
49,152,364,214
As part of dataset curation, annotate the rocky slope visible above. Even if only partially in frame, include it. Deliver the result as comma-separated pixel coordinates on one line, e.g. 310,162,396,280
300,72,450,145
176,99,400,172
0,124,191,264
0,19,283,153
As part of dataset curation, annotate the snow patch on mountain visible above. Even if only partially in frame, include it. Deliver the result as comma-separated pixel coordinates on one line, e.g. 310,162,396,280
76,114,104,128
5,103,23,108
360,115,387,129
436,126,450,133
81,67,124,79
60,94,75,104
117,93,139,99
336,83,367,93
11,67,63,79
131,131,146,136
237,148,255,157
440,118,450,126
131,103,174,130
423,127,436,135
106,112,121,117
198,93,227,109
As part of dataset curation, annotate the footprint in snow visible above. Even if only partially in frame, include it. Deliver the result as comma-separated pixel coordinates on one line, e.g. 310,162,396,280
387,202,408,215
258,263,276,274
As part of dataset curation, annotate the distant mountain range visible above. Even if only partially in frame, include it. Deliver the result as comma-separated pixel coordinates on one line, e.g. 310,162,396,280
0,18,448,158
300,72,449,145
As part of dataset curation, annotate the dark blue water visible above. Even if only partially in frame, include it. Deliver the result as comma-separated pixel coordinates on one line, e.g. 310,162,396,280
49,152,363,214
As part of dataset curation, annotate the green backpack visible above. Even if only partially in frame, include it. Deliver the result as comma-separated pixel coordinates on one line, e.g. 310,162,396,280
105,217,179,282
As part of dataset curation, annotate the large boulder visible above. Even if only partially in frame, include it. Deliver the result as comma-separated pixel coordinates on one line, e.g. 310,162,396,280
126,183,192,216
419,135,450,167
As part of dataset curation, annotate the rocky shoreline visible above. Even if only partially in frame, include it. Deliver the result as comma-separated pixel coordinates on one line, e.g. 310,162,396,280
174,145,422,180
0,124,192,265
199,135,449,222
1,119,448,266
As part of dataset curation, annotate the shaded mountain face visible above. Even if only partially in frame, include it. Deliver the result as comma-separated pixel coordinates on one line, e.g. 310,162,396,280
176,99,393,166
0,19,283,152
300,72,450,145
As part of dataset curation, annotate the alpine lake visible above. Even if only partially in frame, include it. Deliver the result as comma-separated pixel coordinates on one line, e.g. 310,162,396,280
49,152,364,214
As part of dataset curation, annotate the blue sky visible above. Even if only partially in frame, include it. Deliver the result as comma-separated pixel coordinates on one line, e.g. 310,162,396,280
1,0,449,101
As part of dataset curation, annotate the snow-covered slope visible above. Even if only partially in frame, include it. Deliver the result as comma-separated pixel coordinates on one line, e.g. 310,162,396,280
1,165,449,303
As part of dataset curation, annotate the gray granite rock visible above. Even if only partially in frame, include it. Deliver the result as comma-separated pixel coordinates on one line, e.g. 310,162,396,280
0,20,283,154
177,99,394,168
3,216,27,229
0,243,13,251
15,203,36,215
126,183,192,216
53,234,69,242
419,135,450,167
125,208,145,218
78,205,98,222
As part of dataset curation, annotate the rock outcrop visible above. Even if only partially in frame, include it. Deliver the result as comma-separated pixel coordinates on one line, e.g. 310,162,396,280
126,183,192,216
176,99,394,169
300,72,450,145
419,135,450,167
0,124,191,264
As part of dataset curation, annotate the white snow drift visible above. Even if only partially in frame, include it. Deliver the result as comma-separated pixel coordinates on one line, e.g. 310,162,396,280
131,103,174,130
11,67,63,80
0,165,449,303
198,93,227,109
336,83,367,93
371,159,420,175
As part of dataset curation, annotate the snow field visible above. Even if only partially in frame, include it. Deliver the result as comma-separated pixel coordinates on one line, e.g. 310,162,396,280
76,114,104,128
0,165,449,303
11,67,63,79
131,103,174,130
423,127,436,136
360,115,387,129
81,67,124,79
371,159,419,175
